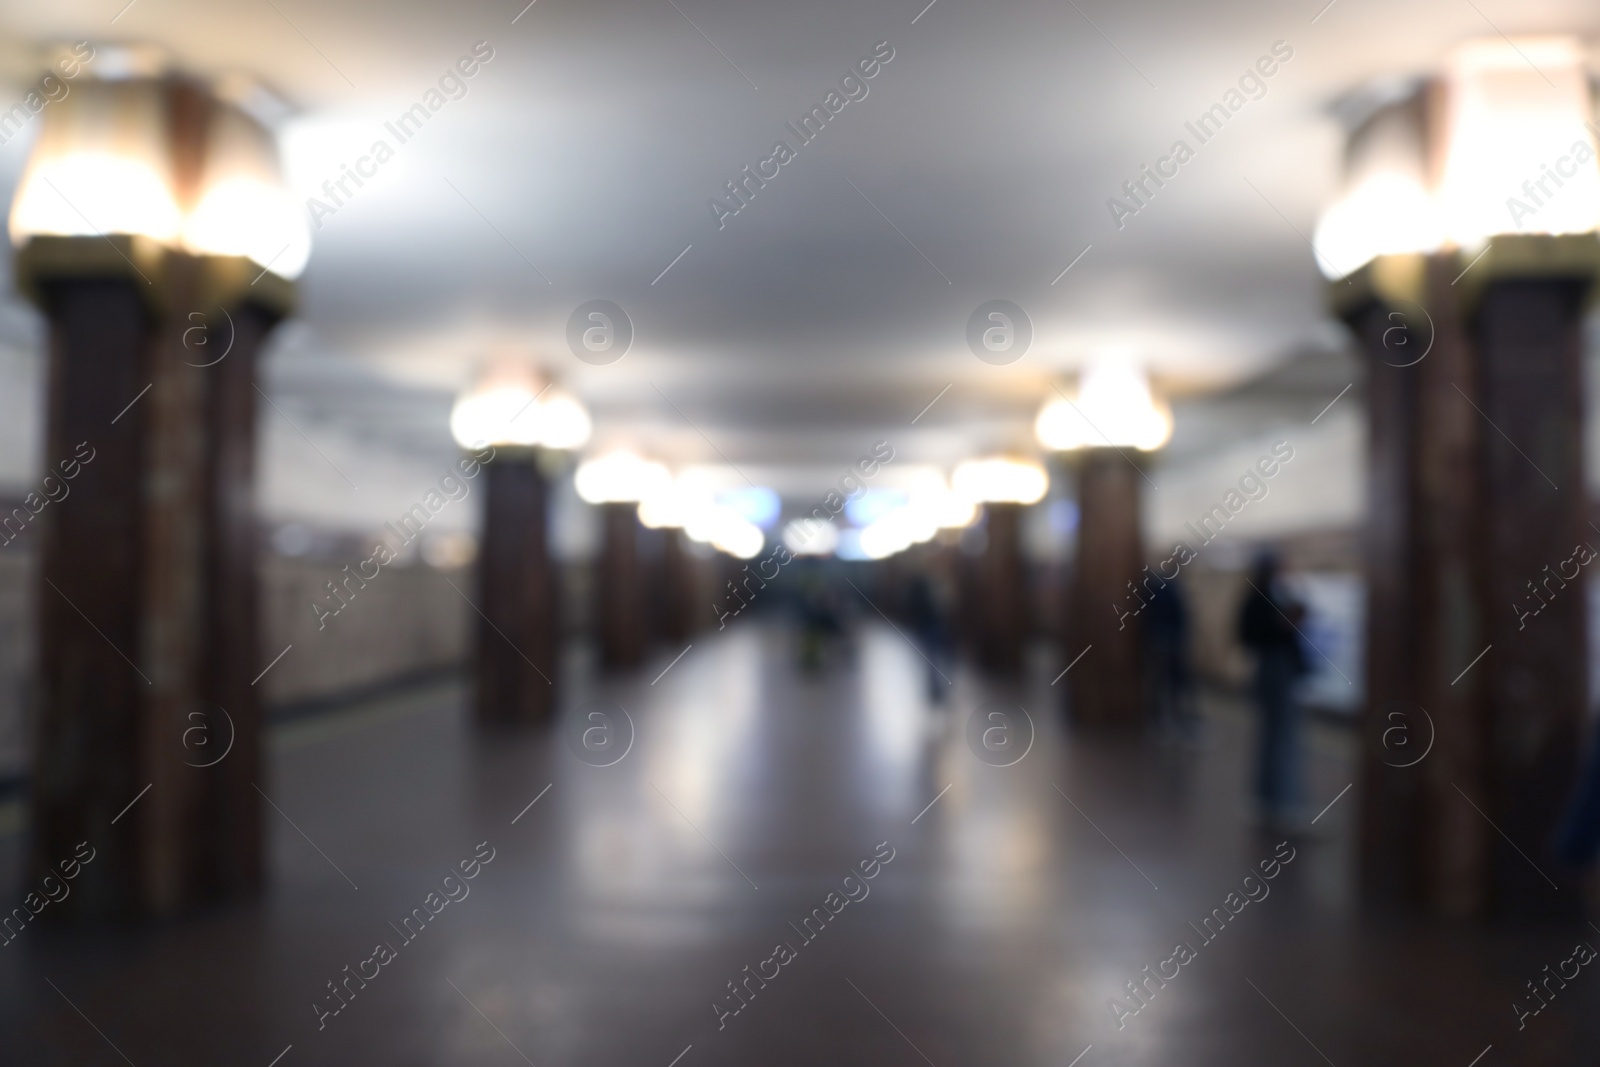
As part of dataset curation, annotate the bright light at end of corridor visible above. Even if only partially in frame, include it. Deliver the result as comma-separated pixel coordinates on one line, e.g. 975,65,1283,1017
783,518,839,555
636,472,766,559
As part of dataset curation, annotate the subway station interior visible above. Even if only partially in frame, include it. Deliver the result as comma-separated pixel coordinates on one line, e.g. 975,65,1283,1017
3,0,1600,1064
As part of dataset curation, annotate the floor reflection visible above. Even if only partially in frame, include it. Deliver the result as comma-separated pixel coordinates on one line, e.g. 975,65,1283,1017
0,620,1595,1065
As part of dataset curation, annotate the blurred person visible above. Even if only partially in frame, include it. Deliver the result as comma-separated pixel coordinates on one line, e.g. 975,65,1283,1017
1556,719,1600,867
1237,549,1308,829
794,560,843,673
1143,575,1197,740
906,571,952,702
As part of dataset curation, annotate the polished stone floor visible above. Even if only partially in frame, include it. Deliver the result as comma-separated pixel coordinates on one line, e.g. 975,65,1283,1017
2,622,1596,1065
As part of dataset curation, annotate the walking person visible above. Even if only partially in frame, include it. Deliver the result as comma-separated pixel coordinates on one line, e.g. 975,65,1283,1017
1143,576,1197,741
906,572,952,703
1556,718,1600,867
1237,550,1308,829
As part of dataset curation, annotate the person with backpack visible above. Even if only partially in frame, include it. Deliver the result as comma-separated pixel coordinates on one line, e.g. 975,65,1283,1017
1237,549,1309,829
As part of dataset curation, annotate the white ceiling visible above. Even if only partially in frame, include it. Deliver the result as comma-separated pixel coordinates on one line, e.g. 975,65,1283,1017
0,0,1597,521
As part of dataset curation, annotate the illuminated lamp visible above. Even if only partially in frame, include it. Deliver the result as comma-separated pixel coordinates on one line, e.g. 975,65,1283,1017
951,456,1048,505
1034,362,1172,452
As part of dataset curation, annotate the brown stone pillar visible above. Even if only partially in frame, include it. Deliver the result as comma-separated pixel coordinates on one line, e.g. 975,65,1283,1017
27,246,291,920
1469,246,1593,920
475,450,558,725
597,501,645,669
974,502,1026,675
1066,448,1144,727
31,258,160,922
1346,255,1490,916
1413,256,1495,918
658,527,698,643
194,284,284,900
1347,261,1425,914
1347,241,1595,921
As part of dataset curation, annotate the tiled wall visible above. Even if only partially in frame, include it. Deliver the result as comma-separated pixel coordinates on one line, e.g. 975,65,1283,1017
0,550,472,782
259,555,470,706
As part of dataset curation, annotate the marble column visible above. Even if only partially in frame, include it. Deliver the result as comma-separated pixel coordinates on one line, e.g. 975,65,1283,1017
24,237,288,918
475,450,558,725
1467,239,1594,920
657,527,699,644
193,272,287,899
974,502,1026,675
1344,240,1596,920
597,501,645,669
1066,448,1145,727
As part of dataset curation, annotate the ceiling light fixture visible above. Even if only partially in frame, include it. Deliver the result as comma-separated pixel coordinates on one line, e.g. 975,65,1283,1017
951,456,1049,505
10,68,309,282
1035,362,1172,452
